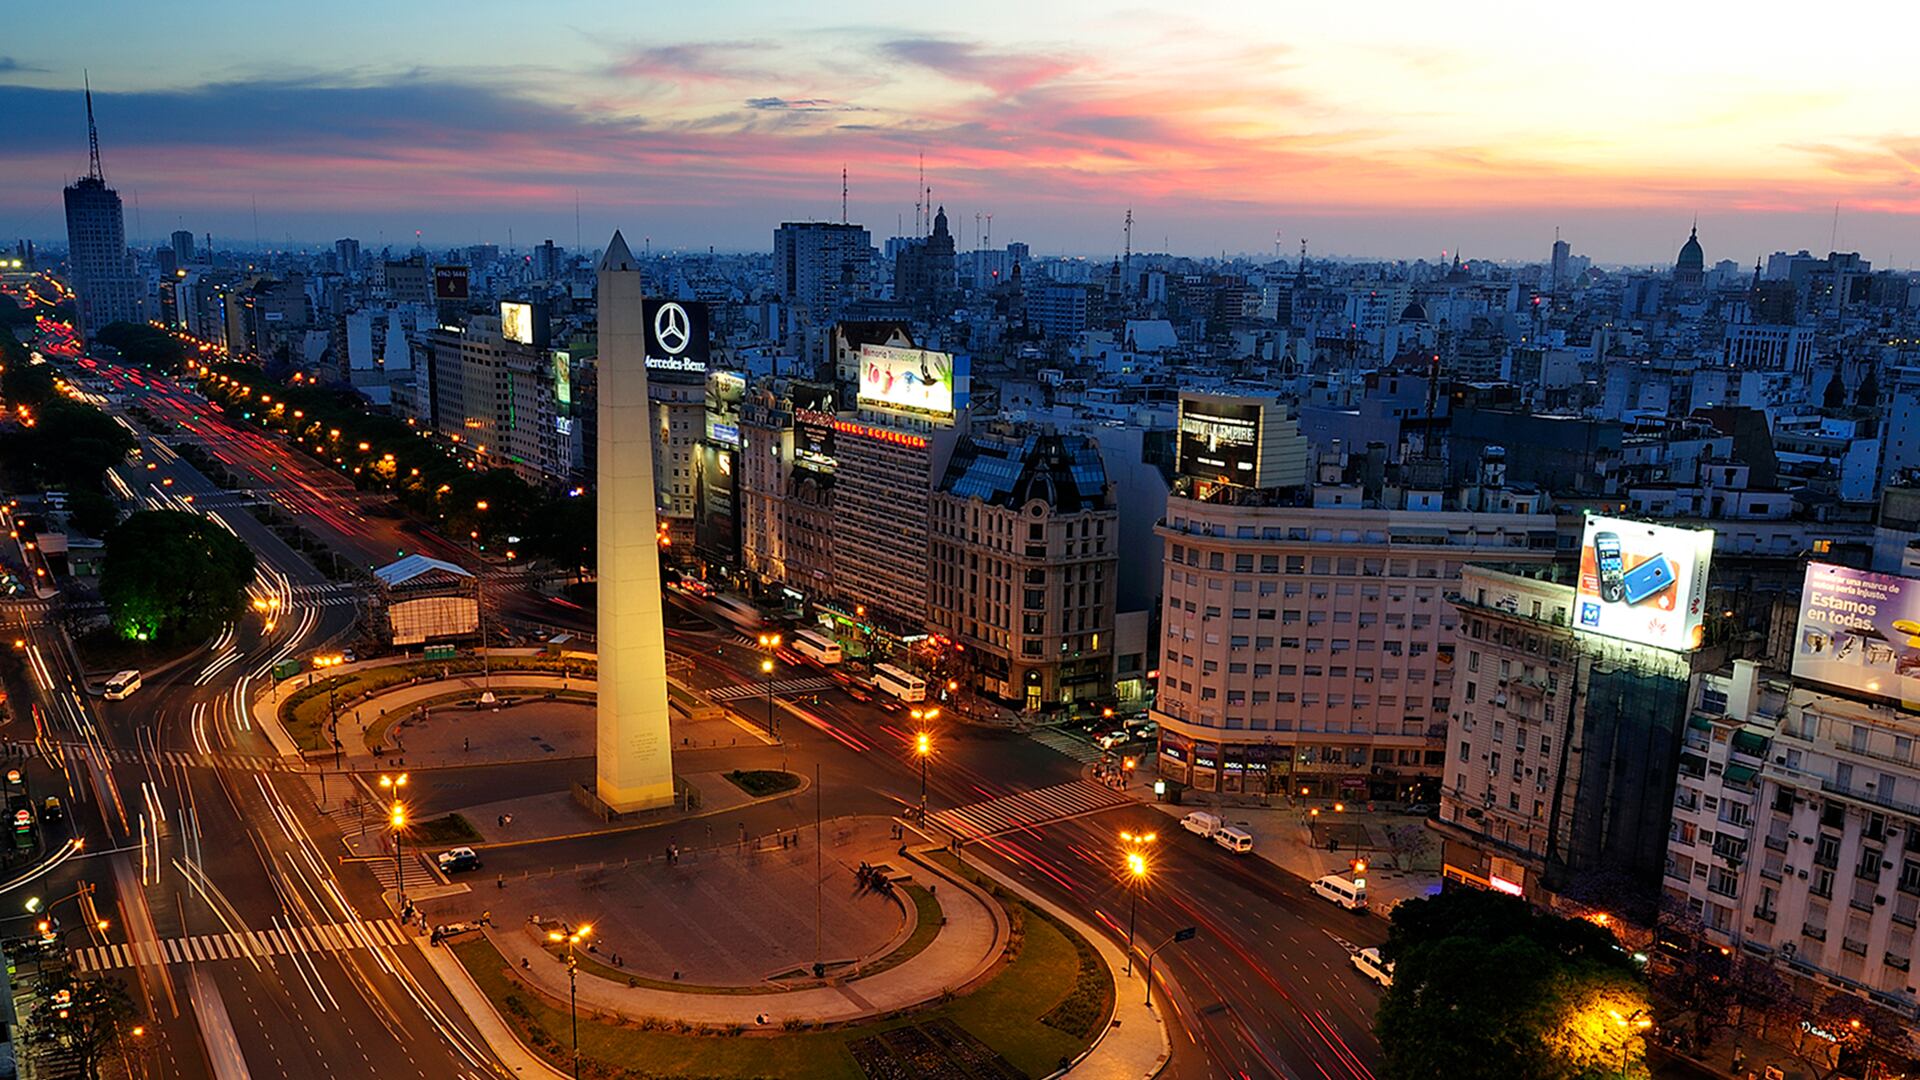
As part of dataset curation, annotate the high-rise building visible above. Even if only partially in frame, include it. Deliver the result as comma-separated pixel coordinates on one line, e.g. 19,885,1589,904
1431,563,1699,909
334,238,361,276
171,230,196,266
416,316,566,486
893,206,956,317
774,222,874,355
929,427,1117,708
1550,238,1570,291
62,84,139,340
533,240,562,282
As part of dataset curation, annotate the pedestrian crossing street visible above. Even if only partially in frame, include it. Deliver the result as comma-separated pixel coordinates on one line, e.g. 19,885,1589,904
930,780,1132,841
705,676,837,703
357,853,446,891
1028,727,1108,763
72,918,412,973
0,599,55,615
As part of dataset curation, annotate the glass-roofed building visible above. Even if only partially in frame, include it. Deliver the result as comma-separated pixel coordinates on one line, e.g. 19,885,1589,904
929,424,1118,709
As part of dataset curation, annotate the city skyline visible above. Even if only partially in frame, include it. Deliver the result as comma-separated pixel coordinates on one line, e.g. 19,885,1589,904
5,1,1920,264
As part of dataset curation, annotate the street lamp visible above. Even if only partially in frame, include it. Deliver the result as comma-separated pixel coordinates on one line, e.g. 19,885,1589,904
1609,1008,1651,1077
913,730,933,820
1120,830,1156,976
381,773,409,910
547,921,593,1080
757,634,781,738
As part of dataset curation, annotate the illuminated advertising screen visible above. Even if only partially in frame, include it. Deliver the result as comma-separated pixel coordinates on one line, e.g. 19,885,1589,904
551,350,572,411
1177,398,1261,484
695,444,738,563
433,266,470,300
500,302,534,345
642,299,709,381
857,344,954,417
704,370,744,447
1574,515,1714,651
1793,563,1920,707
791,381,838,472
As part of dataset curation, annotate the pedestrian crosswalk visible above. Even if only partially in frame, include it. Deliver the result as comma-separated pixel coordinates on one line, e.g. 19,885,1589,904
705,676,837,703
72,918,412,973
930,780,1132,841
42,744,291,772
355,852,445,891
1028,727,1108,763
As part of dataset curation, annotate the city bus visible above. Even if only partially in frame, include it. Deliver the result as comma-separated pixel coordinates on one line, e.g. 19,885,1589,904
102,670,142,700
710,594,770,634
790,629,843,667
872,663,927,703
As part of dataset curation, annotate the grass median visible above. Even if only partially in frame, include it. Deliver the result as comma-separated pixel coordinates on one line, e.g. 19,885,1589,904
454,877,1100,1079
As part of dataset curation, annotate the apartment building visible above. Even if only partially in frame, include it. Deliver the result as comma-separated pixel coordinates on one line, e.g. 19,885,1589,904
1150,488,1559,800
929,428,1117,708
1433,563,1700,908
1667,661,1920,1020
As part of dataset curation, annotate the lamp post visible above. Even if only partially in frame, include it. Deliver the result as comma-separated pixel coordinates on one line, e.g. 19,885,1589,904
1119,829,1156,975
380,772,409,910
1609,1008,1651,1078
757,633,781,738
547,921,593,1080
911,725,934,821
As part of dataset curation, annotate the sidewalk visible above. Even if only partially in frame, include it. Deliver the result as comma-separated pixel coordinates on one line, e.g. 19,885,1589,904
477,835,1006,1027
1109,762,1440,912
935,829,1170,1079
416,936,569,1080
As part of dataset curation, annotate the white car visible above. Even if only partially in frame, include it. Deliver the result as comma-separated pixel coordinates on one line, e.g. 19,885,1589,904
1351,946,1394,987
437,847,482,873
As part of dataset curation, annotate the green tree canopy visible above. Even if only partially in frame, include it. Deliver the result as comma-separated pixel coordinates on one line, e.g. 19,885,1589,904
100,510,256,642
1,353,56,409
93,321,185,372
0,397,136,494
1376,889,1653,1080
33,962,137,1080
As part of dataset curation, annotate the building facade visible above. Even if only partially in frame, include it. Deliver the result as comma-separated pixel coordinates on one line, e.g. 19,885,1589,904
1150,494,1559,799
62,176,139,339
929,428,1117,708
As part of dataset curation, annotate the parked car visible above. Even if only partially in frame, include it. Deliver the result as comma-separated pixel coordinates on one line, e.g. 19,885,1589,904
1402,803,1433,817
1310,874,1369,911
1181,811,1222,838
437,847,482,873
40,797,62,824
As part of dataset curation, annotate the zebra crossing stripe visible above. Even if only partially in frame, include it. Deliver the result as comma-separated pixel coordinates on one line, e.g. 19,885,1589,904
68,920,411,972
930,780,1131,841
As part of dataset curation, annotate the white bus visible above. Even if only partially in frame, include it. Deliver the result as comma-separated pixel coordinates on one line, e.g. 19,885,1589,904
790,630,843,667
103,670,142,700
710,594,769,634
872,663,926,703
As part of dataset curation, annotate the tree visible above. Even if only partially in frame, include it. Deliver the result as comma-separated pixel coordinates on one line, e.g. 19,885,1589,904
92,321,184,372
65,488,119,539
31,962,137,1079
1376,889,1653,1080
1785,992,1920,1080
100,511,255,642
1381,824,1432,871
1,354,56,408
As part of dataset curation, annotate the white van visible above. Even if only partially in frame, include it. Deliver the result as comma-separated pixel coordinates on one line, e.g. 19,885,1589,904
1311,874,1369,911
1350,946,1393,986
1180,811,1222,838
1212,826,1253,854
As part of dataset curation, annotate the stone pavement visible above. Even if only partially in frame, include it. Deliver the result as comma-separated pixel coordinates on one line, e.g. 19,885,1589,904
444,818,1008,1027
1111,761,1441,913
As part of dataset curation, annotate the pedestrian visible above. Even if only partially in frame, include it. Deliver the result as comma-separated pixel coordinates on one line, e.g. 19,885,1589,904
464,737,470,752
497,814,504,827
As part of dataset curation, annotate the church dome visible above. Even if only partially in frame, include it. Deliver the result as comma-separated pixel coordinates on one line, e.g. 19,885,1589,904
1676,225,1704,274
1399,300,1428,323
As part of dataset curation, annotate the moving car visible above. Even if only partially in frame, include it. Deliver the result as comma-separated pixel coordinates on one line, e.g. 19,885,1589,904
1181,811,1222,838
1212,826,1254,854
1351,946,1393,986
437,847,482,873
41,797,62,824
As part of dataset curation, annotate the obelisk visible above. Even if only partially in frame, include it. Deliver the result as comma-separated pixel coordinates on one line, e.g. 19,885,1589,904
595,231,676,811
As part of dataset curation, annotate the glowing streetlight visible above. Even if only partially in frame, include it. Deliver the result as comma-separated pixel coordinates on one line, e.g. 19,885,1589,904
547,920,593,1078
1120,830,1156,975
382,773,410,908
756,634,782,738
913,730,933,820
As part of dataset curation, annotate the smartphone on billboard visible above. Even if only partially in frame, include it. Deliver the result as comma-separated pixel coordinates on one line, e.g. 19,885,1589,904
1621,555,1676,606
1593,531,1626,603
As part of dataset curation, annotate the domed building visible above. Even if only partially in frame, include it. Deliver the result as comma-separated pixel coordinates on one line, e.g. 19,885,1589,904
1399,299,1429,324
1674,223,1705,291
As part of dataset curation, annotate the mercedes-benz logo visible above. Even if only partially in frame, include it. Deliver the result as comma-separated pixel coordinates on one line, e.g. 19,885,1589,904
654,302,691,356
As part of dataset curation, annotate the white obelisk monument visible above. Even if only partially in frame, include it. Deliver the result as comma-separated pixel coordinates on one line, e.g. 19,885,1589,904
595,231,676,811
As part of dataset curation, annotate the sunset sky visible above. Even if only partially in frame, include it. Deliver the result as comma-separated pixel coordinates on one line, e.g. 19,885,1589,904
5,1,1918,263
